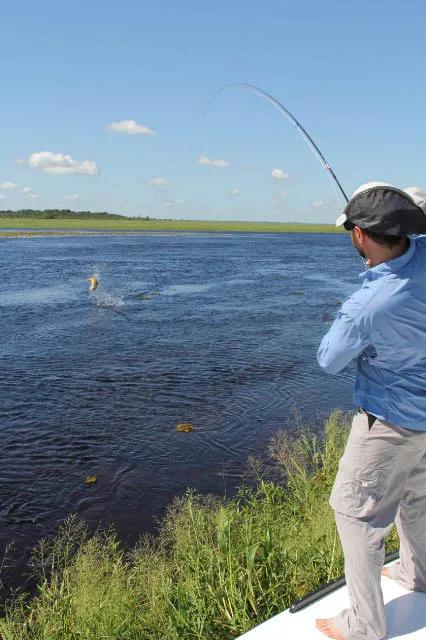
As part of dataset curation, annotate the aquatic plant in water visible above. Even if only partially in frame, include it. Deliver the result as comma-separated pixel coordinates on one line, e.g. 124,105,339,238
176,422,194,432
135,291,161,301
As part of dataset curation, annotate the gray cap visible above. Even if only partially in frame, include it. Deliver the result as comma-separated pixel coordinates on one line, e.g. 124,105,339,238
335,182,426,236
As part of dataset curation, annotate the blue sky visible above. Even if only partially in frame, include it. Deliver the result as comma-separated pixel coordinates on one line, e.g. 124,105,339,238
1,0,425,222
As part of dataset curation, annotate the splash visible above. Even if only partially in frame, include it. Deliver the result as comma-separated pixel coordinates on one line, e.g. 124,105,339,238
95,294,125,308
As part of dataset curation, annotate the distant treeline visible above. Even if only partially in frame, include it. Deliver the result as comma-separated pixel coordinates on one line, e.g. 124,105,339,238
0,209,152,220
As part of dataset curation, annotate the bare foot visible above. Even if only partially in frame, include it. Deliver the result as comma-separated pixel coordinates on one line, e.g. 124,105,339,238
382,566,393,579
315,618,346,640
382,564,422,592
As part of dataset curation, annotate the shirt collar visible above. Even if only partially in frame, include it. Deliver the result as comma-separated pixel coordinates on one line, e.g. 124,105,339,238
359,236,416,280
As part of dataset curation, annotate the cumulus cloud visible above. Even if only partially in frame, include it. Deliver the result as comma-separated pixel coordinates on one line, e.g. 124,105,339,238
1,181,18,190
109,120,155,135
148,177,168,186
312,200,325,208
26,192,40,200
197,155,230,168
271,168,290,181
64,194,80,201
23,151,99,175
0,182,39,198
231,188,240,196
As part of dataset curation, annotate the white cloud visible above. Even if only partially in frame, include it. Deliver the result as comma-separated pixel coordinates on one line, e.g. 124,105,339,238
165,199,185,208
197,156,211,165
64,194,80,201
18,186,39,199
1,182,40,198
109,120,155,136
197,155,230,168
212,159,229,168
148,177,168,186
231,188,240,196
271,168,290,181
0,194,5,199
23,151,99,175
312,200,325,208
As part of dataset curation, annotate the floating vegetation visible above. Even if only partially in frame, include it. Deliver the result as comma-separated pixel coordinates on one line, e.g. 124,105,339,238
292,290,304,296
176,422,194,433
135,290,161,301
84,475,97,485
0,230,90,238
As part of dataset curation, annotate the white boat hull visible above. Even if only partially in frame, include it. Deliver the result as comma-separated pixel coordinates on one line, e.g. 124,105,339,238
238,562,426,639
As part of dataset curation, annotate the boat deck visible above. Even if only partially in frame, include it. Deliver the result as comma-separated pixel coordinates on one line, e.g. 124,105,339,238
238,563,426,639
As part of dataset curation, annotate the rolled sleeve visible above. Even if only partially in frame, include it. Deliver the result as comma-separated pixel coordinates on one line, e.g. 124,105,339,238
317,310,367,375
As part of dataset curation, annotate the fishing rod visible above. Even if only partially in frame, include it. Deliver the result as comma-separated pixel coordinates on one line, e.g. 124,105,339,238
207,83,369,269
207,82,349,205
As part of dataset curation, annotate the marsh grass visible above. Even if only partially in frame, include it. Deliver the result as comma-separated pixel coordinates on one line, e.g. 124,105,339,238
0,411,399,639
0,218,343,234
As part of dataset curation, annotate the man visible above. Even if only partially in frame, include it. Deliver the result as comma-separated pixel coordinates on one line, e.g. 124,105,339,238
315,182,426,640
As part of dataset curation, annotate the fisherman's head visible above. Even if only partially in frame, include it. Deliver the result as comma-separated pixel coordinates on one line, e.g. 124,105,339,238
335,182,426,266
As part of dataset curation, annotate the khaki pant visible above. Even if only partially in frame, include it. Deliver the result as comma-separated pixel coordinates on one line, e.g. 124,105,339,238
329,411,426,640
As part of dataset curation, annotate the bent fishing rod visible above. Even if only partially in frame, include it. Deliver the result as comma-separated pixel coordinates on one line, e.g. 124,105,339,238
207,83,369,268
207,82,349,206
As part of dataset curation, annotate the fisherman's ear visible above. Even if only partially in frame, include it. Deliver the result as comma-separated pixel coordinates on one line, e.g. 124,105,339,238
353,226,366,244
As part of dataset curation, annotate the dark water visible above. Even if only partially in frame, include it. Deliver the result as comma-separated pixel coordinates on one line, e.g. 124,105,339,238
0,232,360,588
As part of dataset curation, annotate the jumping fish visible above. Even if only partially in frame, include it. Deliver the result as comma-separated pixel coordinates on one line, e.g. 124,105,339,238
87,276,99,291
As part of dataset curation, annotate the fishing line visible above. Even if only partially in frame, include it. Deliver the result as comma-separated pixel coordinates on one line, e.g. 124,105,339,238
207,82,349,205
207,82,367,269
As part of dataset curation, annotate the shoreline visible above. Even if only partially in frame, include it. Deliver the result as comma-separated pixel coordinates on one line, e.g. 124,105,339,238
0,218,343,235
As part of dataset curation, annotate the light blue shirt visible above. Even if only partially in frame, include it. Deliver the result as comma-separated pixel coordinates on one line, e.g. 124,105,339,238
318,236,426,431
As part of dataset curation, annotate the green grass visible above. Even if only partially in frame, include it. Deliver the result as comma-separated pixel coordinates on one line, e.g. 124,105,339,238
0,411,398,640
0,217,343,233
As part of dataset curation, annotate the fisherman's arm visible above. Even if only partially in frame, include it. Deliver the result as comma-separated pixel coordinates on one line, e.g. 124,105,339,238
317,308,368,375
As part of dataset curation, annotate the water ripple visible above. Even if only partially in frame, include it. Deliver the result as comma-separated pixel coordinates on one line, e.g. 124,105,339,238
0,232,358,589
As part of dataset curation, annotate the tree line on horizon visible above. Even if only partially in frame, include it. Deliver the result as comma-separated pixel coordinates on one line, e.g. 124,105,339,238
0,209,153,220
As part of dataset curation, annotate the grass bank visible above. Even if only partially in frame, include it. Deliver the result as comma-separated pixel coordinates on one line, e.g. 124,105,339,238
0,411,398,640
0,217,343,233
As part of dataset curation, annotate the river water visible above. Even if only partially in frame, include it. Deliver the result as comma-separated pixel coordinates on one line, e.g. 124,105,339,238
0,232,360,589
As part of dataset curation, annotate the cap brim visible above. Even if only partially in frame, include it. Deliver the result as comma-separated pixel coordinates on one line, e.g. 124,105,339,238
335,213,347,227
335,213,354,230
